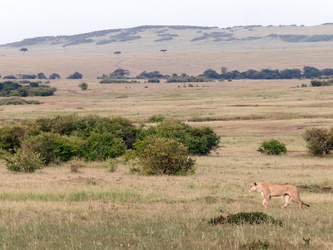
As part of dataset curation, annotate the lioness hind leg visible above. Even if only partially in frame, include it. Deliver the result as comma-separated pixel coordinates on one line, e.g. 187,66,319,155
282,194,291,208
291,194,305,208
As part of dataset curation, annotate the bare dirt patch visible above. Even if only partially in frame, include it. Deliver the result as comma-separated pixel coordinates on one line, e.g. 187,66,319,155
298,185,333,193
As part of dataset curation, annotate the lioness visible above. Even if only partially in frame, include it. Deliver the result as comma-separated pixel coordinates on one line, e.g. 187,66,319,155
248,182,310,208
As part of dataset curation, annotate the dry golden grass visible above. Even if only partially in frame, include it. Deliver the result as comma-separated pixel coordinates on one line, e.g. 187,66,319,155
1,58,333,248
1,48,333,78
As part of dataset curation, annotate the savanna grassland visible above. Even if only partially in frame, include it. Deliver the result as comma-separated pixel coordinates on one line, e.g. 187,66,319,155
1,49,333,249
0,31,333,249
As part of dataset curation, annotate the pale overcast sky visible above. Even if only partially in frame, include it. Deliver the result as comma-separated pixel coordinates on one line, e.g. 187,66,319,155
1,0,332,45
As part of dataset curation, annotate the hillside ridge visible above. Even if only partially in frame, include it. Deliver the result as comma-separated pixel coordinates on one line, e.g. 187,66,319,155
2,24,333,55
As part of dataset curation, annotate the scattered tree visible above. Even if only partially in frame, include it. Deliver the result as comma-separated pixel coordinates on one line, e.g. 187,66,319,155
49,73,61,79
114,51,121,58
37,73,47,79
221,67,228,74
67,72,83,79
19,48,28,55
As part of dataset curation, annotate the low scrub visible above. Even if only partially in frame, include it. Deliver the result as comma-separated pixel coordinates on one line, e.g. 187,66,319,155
148,114,165,123
257,139,287,155
310,79,333,87
1,147,44,173
209,212,283,226
0,97,42,105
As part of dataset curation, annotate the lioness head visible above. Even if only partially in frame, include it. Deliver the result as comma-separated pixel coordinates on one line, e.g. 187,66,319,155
248,182,258,192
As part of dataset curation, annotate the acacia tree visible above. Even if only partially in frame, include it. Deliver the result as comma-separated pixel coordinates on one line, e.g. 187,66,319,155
160,49,167,55
114,51,121,58
19,48,28,55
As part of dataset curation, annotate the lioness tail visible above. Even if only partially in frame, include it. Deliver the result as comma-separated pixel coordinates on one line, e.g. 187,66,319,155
302,202,310,207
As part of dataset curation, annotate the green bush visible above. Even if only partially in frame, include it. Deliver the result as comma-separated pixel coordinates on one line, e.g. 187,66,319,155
82,132,126,161
0,125,26,154
33,115,137,148
303,127,333,155
23,133,82,165
139,119,220,155
257,139,287,155
135,136,196,175
2,147,44,173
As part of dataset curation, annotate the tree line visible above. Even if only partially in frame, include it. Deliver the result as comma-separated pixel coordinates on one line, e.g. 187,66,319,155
201,66,333,80
0,72,83,80
99,66,333,83
0,81,56,97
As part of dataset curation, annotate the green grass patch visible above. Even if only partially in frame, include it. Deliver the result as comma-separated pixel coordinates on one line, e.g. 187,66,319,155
0,191,142,202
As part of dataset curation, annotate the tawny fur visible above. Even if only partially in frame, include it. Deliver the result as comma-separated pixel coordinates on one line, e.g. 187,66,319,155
248,182,310,208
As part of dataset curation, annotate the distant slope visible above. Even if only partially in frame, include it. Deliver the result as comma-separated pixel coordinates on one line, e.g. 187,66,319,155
2,24,333,55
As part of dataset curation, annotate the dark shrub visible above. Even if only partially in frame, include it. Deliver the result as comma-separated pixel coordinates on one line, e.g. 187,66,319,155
27,85,56,96
67,72,83,79
37,73,47,79
49,73,61,79
147,78,160,83
79,82,88,90
209,212,282,226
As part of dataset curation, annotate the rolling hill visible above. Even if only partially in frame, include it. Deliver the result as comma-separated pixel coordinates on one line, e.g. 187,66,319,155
1,24,333,79
2,24,333,55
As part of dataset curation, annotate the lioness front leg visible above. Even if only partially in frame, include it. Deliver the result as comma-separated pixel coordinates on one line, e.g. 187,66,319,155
262,196,270,208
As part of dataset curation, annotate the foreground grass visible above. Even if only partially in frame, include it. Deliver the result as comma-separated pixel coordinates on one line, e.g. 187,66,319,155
0,155,332,249
0,199,332,249
1,79,333,248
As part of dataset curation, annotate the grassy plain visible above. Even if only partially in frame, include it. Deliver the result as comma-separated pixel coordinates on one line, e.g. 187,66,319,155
2,48,333,78
1,52,333,248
